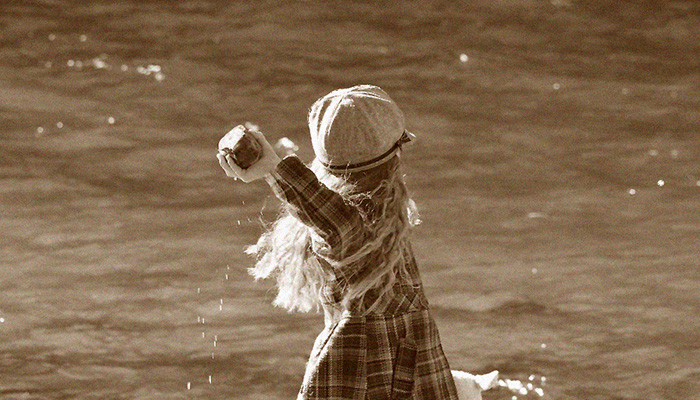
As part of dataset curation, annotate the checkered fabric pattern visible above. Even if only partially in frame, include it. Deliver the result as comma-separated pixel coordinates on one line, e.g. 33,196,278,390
268,156,458,400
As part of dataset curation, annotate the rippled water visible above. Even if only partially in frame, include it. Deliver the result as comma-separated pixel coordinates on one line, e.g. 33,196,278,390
1,1,699,399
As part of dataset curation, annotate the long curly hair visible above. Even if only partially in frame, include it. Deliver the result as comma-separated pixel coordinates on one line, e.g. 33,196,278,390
246,155,420,313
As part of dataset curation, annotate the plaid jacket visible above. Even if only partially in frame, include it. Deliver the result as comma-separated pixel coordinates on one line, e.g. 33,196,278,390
267,156,458,400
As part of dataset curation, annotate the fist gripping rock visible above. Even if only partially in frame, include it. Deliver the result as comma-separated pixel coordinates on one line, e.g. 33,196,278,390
218,125,263,169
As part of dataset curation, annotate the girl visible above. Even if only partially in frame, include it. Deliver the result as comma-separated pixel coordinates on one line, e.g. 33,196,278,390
217,85,460,399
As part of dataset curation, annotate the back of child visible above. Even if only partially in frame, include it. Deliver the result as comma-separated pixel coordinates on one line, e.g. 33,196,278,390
218,85,471,399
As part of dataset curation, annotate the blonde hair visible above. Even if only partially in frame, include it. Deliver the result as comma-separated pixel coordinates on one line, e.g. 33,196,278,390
247,155,420,313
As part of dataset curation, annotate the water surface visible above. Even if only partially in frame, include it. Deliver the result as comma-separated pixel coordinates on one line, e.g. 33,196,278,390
1,1,699,399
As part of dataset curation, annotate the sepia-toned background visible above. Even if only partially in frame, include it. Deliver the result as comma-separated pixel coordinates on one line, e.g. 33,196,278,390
1,1,699,399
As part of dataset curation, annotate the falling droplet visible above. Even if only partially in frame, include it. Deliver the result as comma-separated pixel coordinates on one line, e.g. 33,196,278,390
541,343,547,349
208,375,212,384
187,382,191,390
45,61,52,68
648,149,659,156
108,116,115,125
202,332,205,338
36,127,44,135
657,180,665,187
0,317,5,323
535,387,545,396
121,64,129,72
79,34,87,42
531,268,538,274
553,83,561,90
225,274,229,280
459,53,468,63
48,34,56,41
197,287,201,294
67,60,75,67
56,122,63,129
628,188,636,195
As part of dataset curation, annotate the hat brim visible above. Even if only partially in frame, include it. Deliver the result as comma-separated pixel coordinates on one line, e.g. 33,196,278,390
322,130,413,173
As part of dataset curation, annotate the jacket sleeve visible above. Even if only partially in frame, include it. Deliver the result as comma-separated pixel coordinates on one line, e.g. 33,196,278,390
265,156,368,266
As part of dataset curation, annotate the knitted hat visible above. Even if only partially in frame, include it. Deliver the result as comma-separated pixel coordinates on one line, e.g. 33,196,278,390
308,85,413,173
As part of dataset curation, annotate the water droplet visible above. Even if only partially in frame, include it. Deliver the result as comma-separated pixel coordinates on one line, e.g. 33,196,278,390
531,268,538,274
657,180,665,187
121,64,129,72
44,61,52,68
541,376,547,383
237,220,241,225
56,122,63,129
552,83,561,90
529,375,535,381
225,274,229,280
511,396,517,400
541,343,547,349
696,180,700,187
202,331,205,338
519,387,528,395
154,72,165,82
48,34,56,41
36,127,44,134
213,341,217,347
208,375,212,384
0,317,5,323
75,60,83,69
108,116,115,125
92,58,107,69
214,335,217,341
648,149,659,156
628,188,636,195
671,149,679,158
535,387,545,396
79,34,87,42
197,287,201,293
459,53,468,63
220,299,223,304
67,60,75,67
622,88,629,95
219,305,223,311
187,382,191,390
211,352,215,359
527,382,534,390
